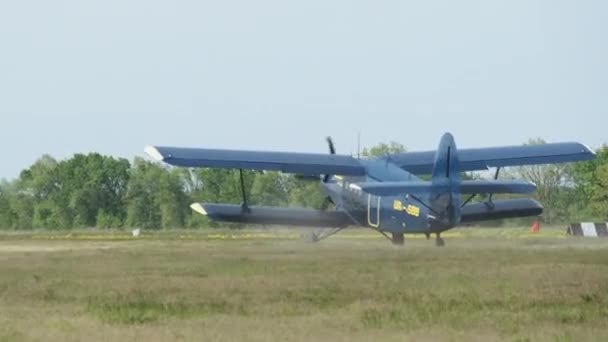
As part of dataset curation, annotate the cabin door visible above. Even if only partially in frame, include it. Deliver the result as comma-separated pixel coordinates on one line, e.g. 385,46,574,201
367,194,381,228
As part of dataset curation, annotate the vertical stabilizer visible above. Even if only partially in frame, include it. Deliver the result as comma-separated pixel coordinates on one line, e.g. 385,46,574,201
430,133,461,226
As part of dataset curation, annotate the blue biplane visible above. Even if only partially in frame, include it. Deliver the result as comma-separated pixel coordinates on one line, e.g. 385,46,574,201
145,133,594,246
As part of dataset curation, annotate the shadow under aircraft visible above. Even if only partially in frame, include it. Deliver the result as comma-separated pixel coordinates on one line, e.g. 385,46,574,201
146,133,595,246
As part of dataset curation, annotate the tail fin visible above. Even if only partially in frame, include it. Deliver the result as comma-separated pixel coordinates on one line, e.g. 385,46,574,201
430,133,461,226
431,133,459,182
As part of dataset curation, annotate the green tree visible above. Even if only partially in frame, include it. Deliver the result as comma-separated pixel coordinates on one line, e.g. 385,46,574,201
250,172,290,206
18,155,60,202
11,156,61,229
362,141,406,158
190,169,255,204
14,153,131,229
0,181,13,229
95,209,123,229
59,154,130,228
287,180,326,209
19,155,72,228
568,146,608,221
158,168,190,228
125,158,163,229
9,193,35,230
126,158,189,229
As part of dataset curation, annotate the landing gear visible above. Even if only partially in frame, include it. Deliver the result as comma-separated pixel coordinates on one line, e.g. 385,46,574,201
238,169,251,214
306,227,345,243
435,233,445,247
392,233,405,246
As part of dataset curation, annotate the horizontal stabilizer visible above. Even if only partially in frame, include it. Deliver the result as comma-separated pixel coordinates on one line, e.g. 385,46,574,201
145,146,366,176
461,199,543,223
351,180,536,196
392,142,595,175
191,203,354,228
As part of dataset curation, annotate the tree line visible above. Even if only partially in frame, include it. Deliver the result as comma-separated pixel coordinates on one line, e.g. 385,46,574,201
0,140,606,230
0,154,323,230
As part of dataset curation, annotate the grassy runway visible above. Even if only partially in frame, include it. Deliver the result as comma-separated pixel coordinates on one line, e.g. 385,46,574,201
1,228,607,341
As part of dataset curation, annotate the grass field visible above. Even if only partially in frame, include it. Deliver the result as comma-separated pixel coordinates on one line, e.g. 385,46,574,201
1,228,607,341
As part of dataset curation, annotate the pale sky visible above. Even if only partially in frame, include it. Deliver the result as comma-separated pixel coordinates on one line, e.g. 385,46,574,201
1,0,606,180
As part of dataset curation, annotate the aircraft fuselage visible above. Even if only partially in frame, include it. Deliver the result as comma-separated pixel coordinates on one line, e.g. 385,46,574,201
322,159,447,235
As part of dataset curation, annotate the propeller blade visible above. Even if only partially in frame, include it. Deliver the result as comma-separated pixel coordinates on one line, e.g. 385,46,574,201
326,136,336,155
323,137,336,182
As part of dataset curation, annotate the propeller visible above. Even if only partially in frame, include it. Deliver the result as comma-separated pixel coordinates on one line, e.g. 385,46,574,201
295,137,337,183
319,138,337,218
326,136,336,155
323,137,336,183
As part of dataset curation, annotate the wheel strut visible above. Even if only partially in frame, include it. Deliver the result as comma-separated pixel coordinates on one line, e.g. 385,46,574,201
307,227,345,243
238,169,251,213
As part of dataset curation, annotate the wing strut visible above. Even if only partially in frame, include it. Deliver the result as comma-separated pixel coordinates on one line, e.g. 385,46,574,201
461,194,475,208
461,167,502,209
239,169,251,213
487,167,501,205
409,194,441,217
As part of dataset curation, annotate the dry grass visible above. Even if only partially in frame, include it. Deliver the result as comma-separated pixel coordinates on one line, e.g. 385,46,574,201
1,228,607,341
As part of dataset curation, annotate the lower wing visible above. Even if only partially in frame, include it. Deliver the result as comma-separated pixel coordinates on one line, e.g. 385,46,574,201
191,203,354,228
460,199,542,223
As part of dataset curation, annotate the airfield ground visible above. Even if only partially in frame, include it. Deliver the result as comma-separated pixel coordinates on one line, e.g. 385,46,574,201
1,228,607,341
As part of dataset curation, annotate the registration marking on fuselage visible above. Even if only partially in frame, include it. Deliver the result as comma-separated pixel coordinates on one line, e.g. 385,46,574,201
393,200,420,217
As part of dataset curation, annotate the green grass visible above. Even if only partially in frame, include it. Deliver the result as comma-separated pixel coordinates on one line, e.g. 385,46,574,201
87,291,239,324
1,228,607,341
0,225,573,241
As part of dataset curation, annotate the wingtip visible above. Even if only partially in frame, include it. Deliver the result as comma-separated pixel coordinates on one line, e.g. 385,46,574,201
525,181,537,192
144,146,164,161
190,203,208,216
582,143,596,156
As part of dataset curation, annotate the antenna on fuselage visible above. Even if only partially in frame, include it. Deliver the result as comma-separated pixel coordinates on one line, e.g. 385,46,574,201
357,131,361,159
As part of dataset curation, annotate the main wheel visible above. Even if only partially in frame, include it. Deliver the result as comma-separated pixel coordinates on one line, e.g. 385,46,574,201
392,233,405,246
435,235,445,247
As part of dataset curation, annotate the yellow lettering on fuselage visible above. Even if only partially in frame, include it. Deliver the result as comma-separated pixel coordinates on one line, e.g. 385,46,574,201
405,205,420,217
393,200,420,217
393,200,403,211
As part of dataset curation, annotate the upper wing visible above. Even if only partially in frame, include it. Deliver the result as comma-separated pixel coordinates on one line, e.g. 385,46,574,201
145,146,367,176
391,142,595,175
